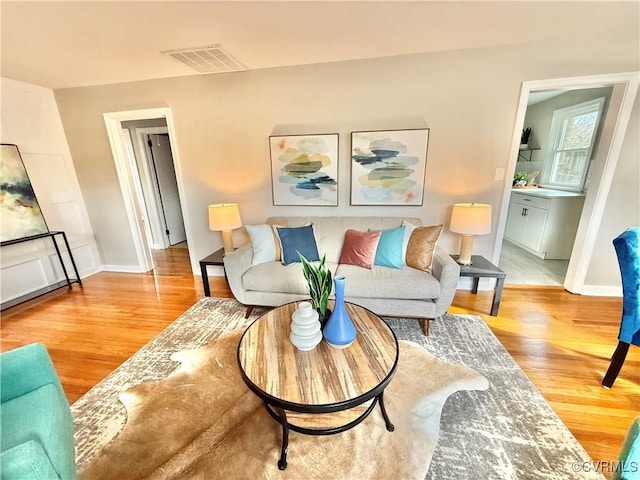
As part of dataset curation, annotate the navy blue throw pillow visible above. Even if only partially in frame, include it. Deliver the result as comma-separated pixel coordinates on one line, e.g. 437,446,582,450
276,224,320,265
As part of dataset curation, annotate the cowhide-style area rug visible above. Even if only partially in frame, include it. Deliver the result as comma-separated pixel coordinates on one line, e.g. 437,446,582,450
71,297,605,480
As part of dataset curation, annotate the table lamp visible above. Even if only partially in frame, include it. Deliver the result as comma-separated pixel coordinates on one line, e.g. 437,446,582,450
209,203,242,253
450,203,492,265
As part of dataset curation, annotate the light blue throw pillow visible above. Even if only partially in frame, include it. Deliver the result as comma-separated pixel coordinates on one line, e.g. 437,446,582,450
275,224,320,265
372,226,405,269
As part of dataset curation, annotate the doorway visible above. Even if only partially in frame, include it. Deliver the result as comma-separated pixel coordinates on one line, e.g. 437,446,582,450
493,72,639,294
122,123,187,250
142,132,187,247
499,87,612,286
103,107,195,275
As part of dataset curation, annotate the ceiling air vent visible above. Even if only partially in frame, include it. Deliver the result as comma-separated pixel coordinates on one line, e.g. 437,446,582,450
162,44,248,74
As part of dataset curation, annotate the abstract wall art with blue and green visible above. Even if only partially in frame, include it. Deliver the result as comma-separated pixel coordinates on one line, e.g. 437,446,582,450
1,144,49,244
350,129,429,206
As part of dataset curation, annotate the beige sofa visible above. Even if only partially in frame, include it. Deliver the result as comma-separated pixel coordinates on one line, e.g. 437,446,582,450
223,216,460,334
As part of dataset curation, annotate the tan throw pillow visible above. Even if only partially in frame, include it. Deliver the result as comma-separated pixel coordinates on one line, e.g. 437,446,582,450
405,224,443,273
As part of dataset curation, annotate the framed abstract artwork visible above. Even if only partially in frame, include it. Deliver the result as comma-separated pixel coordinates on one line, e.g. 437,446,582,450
0,144,49,244
350,128,430,206
269,133,339,206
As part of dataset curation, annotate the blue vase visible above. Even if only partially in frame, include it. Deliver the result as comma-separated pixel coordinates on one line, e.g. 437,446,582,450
323,276,357,348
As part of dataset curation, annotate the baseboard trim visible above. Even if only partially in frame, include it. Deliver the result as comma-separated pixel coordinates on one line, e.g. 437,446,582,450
580,285,623,297
100,265,149,274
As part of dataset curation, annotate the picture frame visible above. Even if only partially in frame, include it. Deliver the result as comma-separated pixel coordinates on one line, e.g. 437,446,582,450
269,133,339,206
350,128,429,206
0,143,49,244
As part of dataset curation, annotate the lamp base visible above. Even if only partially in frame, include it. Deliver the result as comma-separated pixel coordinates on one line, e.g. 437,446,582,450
221,230,234,254
457,235,474,265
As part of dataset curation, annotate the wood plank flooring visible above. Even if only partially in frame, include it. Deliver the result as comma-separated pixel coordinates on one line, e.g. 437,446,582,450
1,247,637,479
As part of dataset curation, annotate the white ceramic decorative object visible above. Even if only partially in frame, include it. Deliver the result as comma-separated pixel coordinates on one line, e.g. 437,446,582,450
290,302,323,351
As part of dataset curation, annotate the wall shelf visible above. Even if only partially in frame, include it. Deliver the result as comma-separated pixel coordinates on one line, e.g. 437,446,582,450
518,147,541,162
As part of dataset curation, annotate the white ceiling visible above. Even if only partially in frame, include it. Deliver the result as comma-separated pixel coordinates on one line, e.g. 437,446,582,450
1,1,637,90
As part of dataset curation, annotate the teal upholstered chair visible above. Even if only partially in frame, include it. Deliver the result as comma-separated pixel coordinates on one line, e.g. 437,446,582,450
0,343,77,479
603,227,640,388
613,416,640,480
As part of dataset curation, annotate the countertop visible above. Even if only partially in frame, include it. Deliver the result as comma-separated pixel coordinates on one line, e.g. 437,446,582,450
511,188,585,198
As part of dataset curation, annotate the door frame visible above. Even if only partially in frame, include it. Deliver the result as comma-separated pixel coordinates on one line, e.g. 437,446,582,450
494,71,639,294
103,107,193,272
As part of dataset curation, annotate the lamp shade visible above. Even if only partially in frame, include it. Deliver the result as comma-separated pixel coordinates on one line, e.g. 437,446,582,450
208,203,242,231
450,203,492,235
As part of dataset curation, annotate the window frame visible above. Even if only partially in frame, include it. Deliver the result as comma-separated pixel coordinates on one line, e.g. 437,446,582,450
540,97,606,192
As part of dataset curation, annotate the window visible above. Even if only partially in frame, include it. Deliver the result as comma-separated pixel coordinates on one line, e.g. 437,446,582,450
541,97,605,191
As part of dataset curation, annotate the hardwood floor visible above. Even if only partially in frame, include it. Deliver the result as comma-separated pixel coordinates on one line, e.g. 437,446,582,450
1,248,637,478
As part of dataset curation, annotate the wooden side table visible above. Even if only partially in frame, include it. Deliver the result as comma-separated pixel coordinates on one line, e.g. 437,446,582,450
451,254,506,316
199,248,225,297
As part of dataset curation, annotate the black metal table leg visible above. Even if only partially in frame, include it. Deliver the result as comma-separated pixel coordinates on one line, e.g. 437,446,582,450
378,391,395,432
275,407,289,470
50,235,72,288
60,232,82,286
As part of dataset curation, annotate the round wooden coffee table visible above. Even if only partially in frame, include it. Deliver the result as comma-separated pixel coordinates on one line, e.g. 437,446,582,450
237,301,399,470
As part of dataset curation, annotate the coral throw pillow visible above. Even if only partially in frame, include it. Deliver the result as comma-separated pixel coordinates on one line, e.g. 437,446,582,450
339,229,382,269
405,224,443,273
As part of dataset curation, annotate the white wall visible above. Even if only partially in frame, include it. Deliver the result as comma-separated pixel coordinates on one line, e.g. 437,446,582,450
52,34,639,290
583,94,640,294
0,78,100,304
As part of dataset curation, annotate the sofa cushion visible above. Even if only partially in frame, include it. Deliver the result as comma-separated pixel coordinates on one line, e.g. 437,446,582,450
274,224,320,265
338,230,381,269
405,224,443,273
371,226,405,269
243,261,339,295
335,264,441,300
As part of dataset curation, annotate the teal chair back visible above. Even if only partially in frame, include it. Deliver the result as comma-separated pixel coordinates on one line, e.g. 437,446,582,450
614,227,640,346
613,416,640,480
1,343,77,479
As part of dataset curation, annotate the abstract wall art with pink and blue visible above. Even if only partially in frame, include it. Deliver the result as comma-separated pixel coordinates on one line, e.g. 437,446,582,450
270,133,338,206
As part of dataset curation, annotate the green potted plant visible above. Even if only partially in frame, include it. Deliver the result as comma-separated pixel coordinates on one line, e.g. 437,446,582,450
513,171,528,187
520,127,532,148
298,252,333,326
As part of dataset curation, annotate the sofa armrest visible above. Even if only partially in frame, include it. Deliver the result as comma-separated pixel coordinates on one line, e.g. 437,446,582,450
223,245,254,305
430,246,461,318
0,343,62,404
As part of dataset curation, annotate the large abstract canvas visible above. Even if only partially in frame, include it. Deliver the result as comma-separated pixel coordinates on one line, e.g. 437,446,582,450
270,134,338,206
351,129,429,206
1,144,48,244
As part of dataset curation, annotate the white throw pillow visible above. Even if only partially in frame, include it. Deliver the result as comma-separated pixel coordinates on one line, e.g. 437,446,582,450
246,224,279,266
401,220,418,264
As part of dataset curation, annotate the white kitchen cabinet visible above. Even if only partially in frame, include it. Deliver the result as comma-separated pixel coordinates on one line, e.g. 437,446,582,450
504,190,585,259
